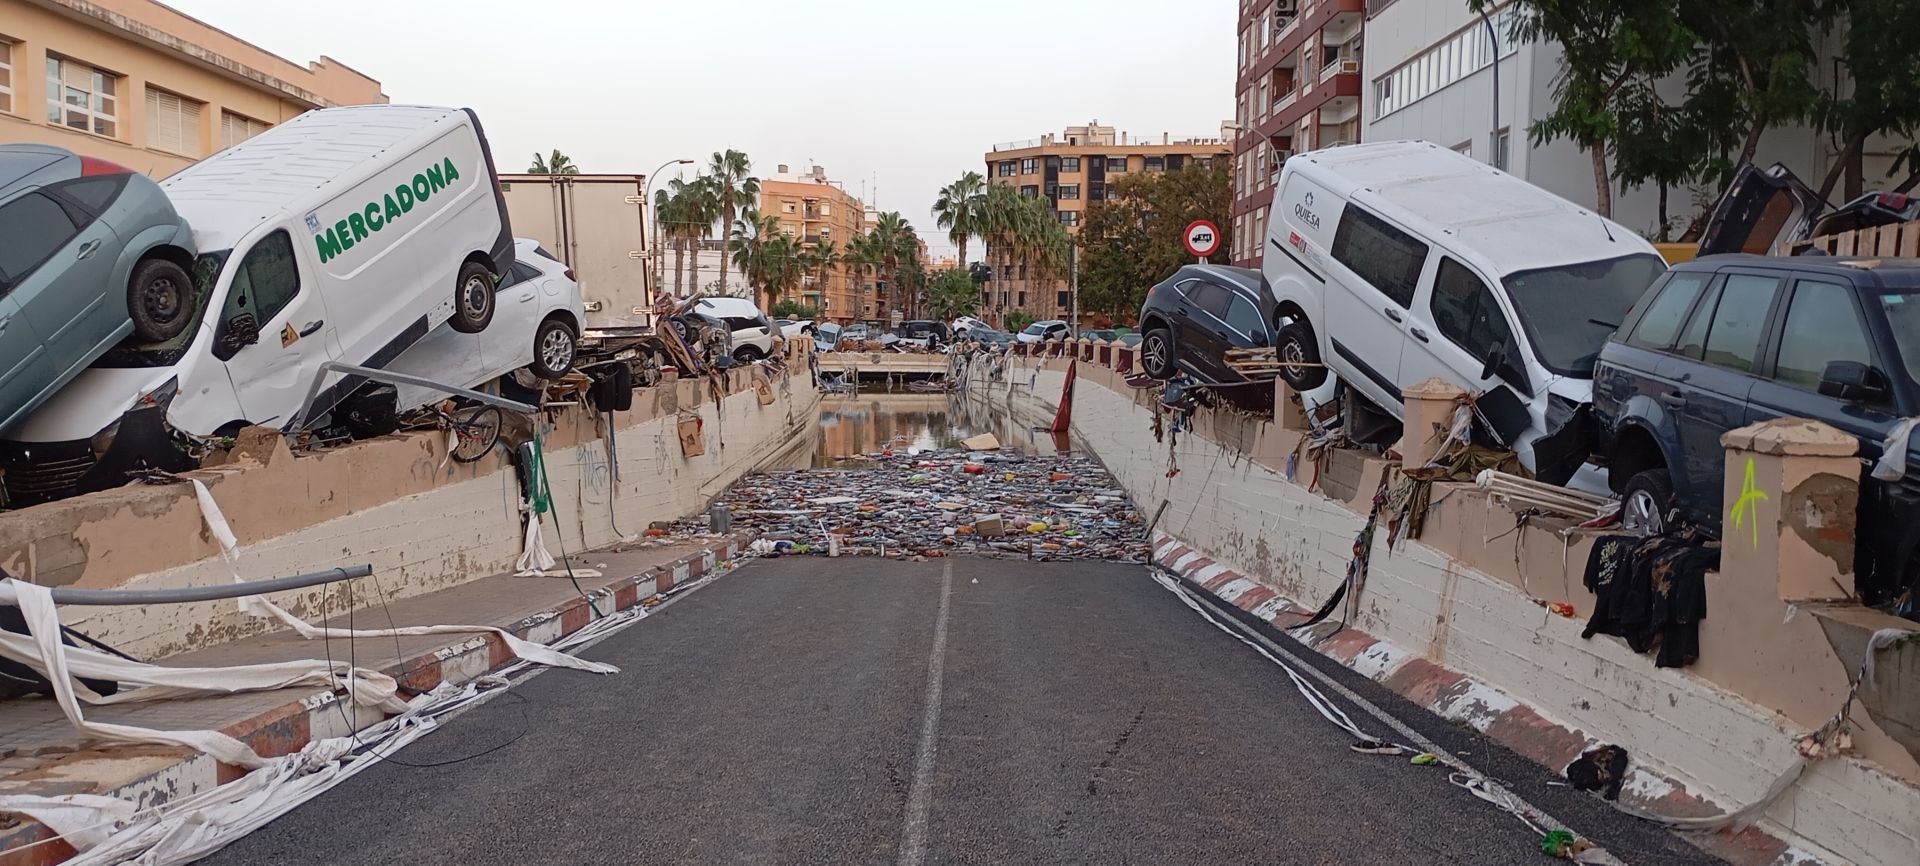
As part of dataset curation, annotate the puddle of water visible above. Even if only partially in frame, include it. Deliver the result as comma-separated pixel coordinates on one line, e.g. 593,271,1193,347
813,394,1068,468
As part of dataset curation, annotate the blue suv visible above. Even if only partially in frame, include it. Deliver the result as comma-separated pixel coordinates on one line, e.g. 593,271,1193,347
1592,255,1920,608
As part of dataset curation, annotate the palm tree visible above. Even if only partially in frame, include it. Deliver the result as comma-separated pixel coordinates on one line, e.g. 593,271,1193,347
978,184,1025,323
841,234,876,321
731,211,799,308
528,150,579,175
801,239,839,308
867,211,921,317
932,172,986,274
705,150,759,298
654,176,716,298
762,234,804,307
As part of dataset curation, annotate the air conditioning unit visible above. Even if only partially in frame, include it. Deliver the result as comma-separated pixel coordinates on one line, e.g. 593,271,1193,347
1340,59,1360,73
1274,0,1299,12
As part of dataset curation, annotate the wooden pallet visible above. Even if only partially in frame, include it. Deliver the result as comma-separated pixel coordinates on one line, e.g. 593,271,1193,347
1792,218,1920,257
1223,347,1325,376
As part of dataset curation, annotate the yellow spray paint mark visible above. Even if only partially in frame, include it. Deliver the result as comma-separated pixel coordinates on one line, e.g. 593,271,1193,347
1730,457,1770,546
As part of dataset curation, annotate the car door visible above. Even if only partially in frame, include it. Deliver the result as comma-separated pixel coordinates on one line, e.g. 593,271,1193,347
1664,271,1784,520
486,260,545,372
0,192,74,418
0,190,104,375
33,177,130,371
1401,255,1524,397
1174,279,1232,368
1325,204,1429,405
218,229,337,426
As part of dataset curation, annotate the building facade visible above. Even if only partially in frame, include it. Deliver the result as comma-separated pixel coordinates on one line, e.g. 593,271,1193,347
1230,0,1365,268
760,164,867,323
985,121,1232,325
0,0,384,177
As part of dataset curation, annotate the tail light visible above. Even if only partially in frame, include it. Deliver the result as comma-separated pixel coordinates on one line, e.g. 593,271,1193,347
564,267,576,281
78,156,131,177
1878,192,1910,211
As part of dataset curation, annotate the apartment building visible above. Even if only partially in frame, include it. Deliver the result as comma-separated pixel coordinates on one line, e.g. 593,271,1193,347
985,121,1232,325
1230,0,1365,268
0,0,384,177
760,164,867,323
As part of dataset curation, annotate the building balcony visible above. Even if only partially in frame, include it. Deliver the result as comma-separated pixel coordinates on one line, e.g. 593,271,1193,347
1319,58,1358,84
1275,89,1298,114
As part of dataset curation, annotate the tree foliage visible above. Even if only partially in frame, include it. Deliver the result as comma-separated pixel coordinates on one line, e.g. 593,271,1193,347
771,299,818,319
1076,163,1232,319
922,268,980,321
528,150,579,175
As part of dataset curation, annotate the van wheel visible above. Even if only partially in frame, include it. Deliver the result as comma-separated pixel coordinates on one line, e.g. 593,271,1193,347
129,259,193,342
1141,328,1176,379
733,345,765,363
530,319,577,379
1276,322,1328,390
1622,468,1673,535
451,261,497,334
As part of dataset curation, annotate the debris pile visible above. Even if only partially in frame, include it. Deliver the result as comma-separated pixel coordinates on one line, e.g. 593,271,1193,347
687,444,1149,561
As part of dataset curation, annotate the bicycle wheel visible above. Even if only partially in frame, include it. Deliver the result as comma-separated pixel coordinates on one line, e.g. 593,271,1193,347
448,406,503,463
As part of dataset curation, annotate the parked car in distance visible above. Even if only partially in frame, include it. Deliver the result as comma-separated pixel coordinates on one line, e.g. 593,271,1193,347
951,315,991,337
965,327,1014,349
1592,255,1920,608
1137,265,1276,384
1262,140,1667,484
1015,320,1070,344
842,323,871,343
1084,329,1119,342
690,296,776,361
814,322,843,352
1118,332,1144,348
775,318,815,339
0,145,198,433
384,238,586,411
0,104,515,505
895,320,951,348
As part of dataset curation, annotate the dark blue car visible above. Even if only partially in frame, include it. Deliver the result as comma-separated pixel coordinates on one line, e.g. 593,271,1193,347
1592,255,1920,607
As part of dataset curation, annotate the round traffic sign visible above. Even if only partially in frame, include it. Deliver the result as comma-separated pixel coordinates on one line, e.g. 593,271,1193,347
1184,220,1221,258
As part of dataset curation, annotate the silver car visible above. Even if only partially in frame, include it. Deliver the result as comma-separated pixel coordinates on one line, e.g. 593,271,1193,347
0,145,196,431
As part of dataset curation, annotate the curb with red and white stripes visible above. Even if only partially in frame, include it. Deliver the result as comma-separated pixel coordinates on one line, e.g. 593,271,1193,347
1149,530,1821,866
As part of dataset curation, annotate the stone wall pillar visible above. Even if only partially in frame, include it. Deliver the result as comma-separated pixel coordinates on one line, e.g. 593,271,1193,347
1396,377,1467,469
1719,419,1861,603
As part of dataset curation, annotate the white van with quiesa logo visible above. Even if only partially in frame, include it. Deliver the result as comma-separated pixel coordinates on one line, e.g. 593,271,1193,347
1262,141,1667,486
0,105,515,504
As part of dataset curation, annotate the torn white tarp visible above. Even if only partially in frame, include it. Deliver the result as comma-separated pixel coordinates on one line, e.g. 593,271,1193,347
1872,416,1920,482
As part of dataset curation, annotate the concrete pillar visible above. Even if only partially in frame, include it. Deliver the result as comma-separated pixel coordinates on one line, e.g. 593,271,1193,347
1396,377,1467,469
1719,419,1861,603
1274,380,1312,433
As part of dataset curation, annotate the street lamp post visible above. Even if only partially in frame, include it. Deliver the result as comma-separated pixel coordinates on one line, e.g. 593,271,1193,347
643,158,695,313
1480,11,1501,170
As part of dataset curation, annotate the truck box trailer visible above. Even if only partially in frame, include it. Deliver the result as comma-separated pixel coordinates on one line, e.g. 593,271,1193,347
498,173,654,328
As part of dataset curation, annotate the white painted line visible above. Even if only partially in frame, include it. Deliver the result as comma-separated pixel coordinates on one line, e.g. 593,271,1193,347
897,559,954,866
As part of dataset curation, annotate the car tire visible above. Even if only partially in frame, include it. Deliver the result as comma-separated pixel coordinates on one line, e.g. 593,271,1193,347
450,261,497,334
733,345,766,362
1141,327,1176,379
1622,468,1674,535
529,318,577,379
128,258,193,342
1276,321,1328,391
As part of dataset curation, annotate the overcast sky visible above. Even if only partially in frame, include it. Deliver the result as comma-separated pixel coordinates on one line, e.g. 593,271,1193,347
164,0,1236,256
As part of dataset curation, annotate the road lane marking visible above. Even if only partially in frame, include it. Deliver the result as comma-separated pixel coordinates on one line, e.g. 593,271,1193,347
897,559,953,866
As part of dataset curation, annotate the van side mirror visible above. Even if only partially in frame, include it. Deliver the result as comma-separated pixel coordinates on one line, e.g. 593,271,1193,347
1819,360,1889,403
213,313,259,361
1479,346,1505,383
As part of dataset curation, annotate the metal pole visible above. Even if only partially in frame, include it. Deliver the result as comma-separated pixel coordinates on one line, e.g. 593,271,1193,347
44,565,372,605
643,158,695,318
284,361,539,433
1481,11,1501,169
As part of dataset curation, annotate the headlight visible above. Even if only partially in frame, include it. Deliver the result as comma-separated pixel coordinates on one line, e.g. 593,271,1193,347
144,376,181,408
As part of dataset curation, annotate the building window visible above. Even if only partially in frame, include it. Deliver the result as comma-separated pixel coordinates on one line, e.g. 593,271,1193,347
1090,182,1107,201
1495,128,1511,171
998,160,1017,177
1018,291,1027,307
1144,156,1165,172
1057,184,1080,200
1452,140,1473,157
1058,210,1079,227
1020,158,1038,174
1057,290,1072,309
1019,263,1028,280
46,57,118,138
782,201,797,214
1107,157,1127,172
1019,185,1039,198
145,88,203,156
1060,157,1080,173
1001,264,1013,280
0,41,13,114
1044,182,1057,199
221,111,269,148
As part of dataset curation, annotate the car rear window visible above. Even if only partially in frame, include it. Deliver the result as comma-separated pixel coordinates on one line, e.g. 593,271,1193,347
50,175,127,214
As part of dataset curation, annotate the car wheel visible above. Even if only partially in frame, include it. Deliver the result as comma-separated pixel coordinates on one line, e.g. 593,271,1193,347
450,261,497,334
1621,468,1673,535
733,345,766,362
128,258,193,342
1276,321,1328,391
1141,327,1176,379
529,319,577,379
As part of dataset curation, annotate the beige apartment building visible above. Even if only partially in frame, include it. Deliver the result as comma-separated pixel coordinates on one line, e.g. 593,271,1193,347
760,164,867,323
984,121,1231,325
0,0,384,177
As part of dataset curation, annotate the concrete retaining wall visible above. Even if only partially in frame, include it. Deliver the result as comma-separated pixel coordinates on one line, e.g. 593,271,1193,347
965,348,1920,866
1,359,819,660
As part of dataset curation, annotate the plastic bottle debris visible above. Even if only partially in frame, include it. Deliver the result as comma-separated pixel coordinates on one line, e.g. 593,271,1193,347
684,448,1149,562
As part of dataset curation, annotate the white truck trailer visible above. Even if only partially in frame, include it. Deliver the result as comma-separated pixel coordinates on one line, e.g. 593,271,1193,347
497,173,655,328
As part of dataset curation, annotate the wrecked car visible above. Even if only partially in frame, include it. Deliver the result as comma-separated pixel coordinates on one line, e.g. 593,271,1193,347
0,145,198,433
1262,140,1667,485
0,104,515,505
1594,255,1920,611
1137,264,1275,385
1697,162,1920,258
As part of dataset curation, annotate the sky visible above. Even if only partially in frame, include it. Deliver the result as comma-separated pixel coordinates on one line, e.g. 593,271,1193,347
163,0,1238,257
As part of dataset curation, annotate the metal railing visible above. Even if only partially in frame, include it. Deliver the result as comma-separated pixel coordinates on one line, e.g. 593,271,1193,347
990,137,1046,152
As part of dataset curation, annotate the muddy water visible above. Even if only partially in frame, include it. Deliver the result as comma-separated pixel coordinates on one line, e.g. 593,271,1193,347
812,394,1069,468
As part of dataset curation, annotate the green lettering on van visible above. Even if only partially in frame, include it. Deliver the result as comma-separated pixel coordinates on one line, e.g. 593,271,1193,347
334,219,355,252
383,194,402,223
425,163,445,192
412,175,431,201
364,202,384,232
396,184,415,213
441,157,459,184
315,227,344,263
347,211,369,242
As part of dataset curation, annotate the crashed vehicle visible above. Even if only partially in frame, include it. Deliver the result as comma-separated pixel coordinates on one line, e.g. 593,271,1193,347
894,320,952,349
0,104,515,505
1262,140,1667,485
1137,264,1276,385
1697,162,1920,258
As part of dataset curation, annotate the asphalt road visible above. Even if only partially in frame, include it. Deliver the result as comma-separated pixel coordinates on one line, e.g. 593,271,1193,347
203,556,1725,866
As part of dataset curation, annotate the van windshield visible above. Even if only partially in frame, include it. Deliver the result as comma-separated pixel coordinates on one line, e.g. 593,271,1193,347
95,250,230,369
1502,253,1668,376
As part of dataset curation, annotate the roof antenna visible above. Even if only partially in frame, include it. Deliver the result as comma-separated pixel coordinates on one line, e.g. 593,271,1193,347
1598,214,1616,243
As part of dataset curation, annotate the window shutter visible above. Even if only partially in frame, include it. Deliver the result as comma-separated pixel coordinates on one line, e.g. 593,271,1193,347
146,89,199,155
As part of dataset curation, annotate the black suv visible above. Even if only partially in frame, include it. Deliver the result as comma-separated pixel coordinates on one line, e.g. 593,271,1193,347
1592,255,1920,608
1136,264,1277,384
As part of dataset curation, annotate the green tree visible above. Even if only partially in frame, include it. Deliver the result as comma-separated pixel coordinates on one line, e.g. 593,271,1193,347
1076,162,1232,318
1810,1,1920,199
771,299,819,319
923,268,981,321
654,175,716,297
867,212,922,317
932,172,987,278
1005,311,1038,332
800,239,839,307
705,150,760,298
528,150,579,175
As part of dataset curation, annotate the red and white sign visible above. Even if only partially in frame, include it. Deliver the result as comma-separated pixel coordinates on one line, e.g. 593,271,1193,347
1183,220,1221,258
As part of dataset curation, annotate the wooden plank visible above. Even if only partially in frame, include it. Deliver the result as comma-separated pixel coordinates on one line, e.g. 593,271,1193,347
1838,231,1859,255
1902,224,1920,258
1877,224,1903,257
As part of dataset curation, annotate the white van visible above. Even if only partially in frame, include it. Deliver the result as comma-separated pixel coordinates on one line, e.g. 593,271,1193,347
1262,141,1667,484
0,105,515,503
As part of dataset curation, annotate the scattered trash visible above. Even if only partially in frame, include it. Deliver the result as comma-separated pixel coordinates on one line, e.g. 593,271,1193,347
685,449,1147,561
1410,752,1440,766
1350,739,1404,755
960,432,1002,451
1565,744,1630,801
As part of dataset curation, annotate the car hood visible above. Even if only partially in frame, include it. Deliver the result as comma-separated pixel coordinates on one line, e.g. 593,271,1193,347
7,367,178,442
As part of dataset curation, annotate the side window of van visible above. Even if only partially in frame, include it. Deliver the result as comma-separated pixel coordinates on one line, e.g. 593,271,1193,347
1429,257,1513,364
226,231,301,330
1331,206,1428,308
